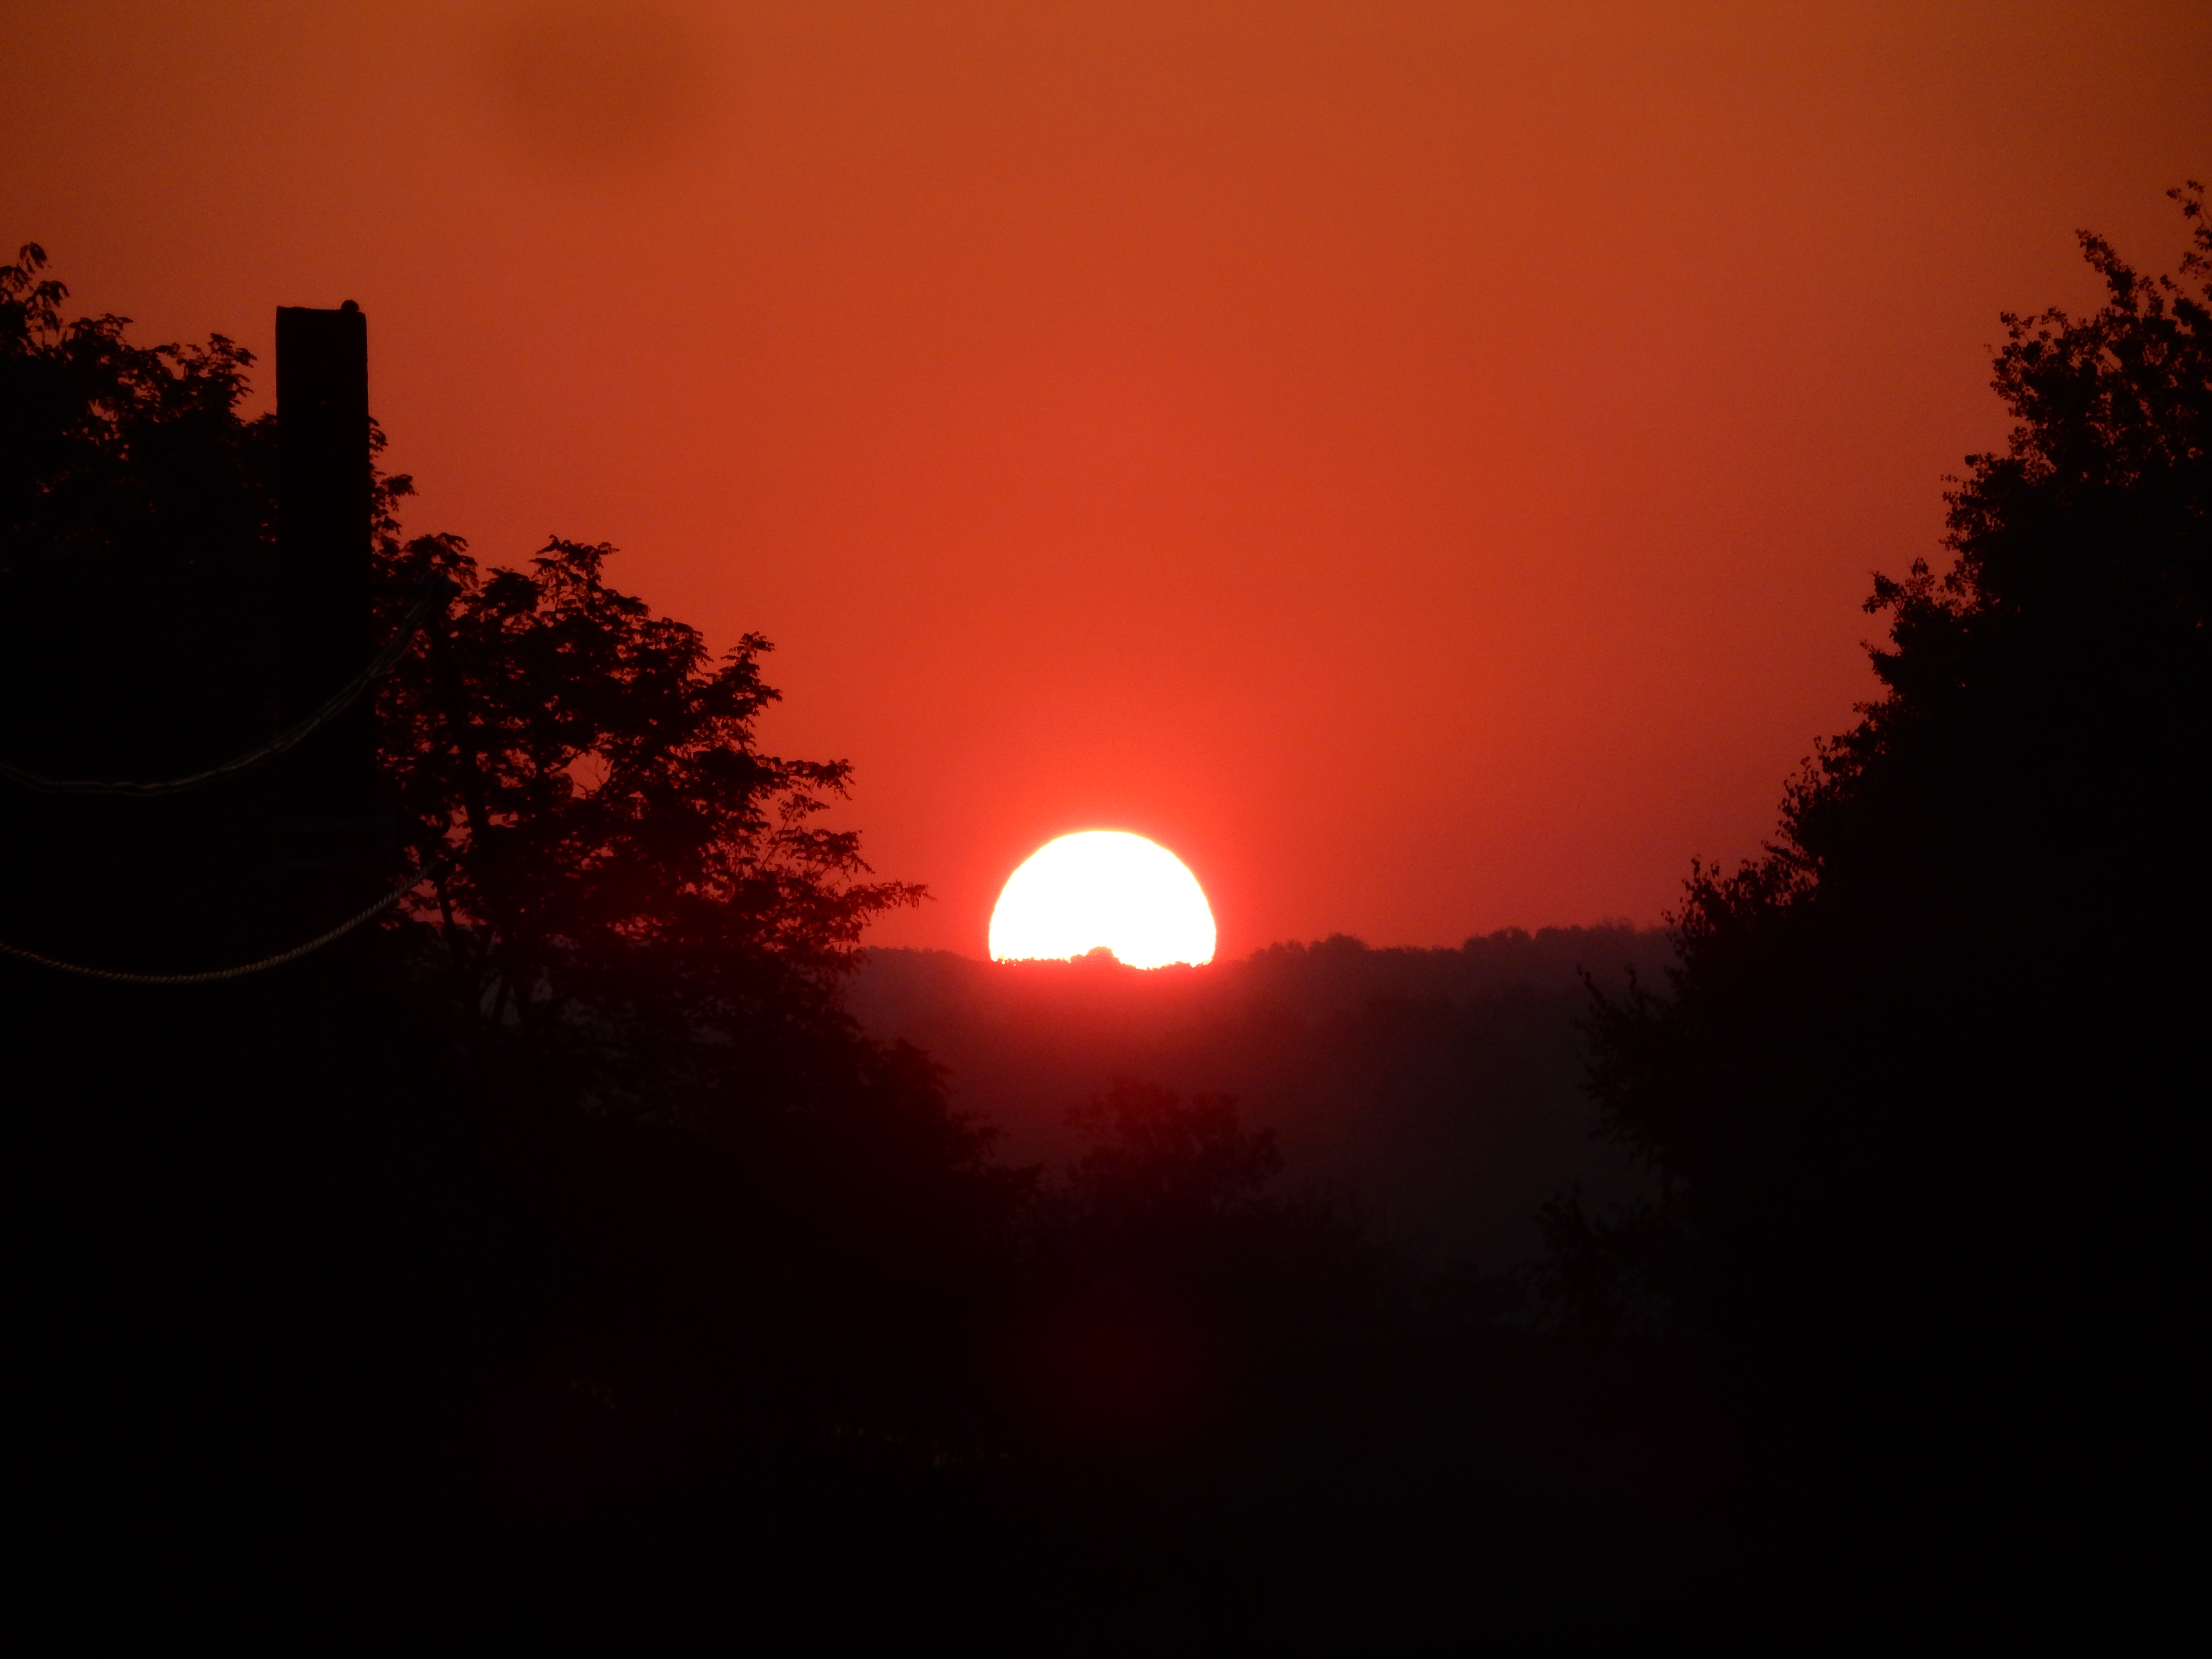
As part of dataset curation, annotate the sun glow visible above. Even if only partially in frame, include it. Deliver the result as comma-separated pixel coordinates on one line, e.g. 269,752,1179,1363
988,831,1217,969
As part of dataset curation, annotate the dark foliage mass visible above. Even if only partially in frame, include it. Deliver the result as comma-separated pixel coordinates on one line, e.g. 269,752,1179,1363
372,526,927,1117
6,184,2198,1641
0,245,269,585
353,536,1036,1563
1548,185,2209,1612
0,247,279,963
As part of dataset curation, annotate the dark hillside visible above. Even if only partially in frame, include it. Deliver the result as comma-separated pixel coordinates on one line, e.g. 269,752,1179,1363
849,925,1673,1267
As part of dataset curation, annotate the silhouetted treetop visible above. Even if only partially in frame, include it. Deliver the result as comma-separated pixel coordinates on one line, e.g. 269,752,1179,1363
1744,182,2210,932
1,245,286,783
0,244,272,582
372,529,927,1119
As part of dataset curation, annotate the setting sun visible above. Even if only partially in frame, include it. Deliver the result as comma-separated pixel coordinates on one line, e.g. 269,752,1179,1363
988,831,1217,969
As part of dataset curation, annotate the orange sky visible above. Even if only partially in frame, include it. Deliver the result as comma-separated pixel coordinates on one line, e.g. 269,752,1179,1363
6,2,2205,954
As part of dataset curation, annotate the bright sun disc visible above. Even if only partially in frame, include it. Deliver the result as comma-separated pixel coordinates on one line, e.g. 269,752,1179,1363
989,831,1217,969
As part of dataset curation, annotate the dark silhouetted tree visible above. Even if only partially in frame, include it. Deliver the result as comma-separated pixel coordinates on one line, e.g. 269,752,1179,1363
1551,185,2209,1597
3,248,1022,1564
371,529,928,1121
357,528,1025,1494
0,243,276,794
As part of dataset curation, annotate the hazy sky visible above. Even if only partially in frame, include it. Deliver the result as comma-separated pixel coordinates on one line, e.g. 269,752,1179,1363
6,1,2205,954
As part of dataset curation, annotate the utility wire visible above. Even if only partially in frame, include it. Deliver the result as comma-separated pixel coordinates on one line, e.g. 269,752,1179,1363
0,854,448,985
0,574,454,797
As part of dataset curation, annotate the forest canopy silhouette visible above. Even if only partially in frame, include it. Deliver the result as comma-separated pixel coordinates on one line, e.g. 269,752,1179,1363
3,184,2205,1639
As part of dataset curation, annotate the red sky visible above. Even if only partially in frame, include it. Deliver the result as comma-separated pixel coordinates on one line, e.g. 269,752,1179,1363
6,2,2205,955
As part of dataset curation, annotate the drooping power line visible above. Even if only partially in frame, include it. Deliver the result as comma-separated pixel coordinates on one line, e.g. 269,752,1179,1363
0,574,453,797
0,854,447,985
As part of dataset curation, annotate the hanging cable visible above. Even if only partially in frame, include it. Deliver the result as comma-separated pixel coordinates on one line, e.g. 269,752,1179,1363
0,573,454,797
0,853,450,985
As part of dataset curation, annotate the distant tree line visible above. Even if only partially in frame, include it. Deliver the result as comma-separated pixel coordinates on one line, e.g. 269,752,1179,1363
847,926,1672,1268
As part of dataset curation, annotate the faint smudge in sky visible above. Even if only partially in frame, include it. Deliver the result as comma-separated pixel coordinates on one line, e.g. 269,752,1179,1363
478,2,721,170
